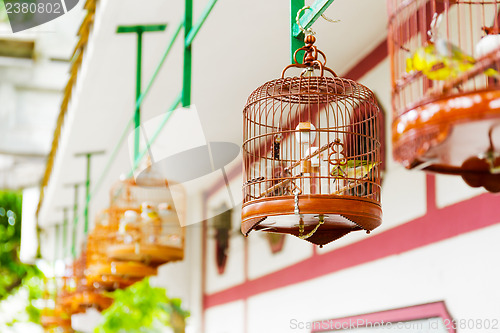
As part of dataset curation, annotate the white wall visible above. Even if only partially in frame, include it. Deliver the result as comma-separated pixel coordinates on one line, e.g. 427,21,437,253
205,223,500,333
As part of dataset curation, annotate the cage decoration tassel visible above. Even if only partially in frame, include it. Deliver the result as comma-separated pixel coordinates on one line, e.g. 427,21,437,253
241,34,383,247
388,0,500,192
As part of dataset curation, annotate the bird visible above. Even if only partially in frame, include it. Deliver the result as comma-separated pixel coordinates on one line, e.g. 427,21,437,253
330,160,379,180
476,26,500,58
406,13,477,80
406,36,476,81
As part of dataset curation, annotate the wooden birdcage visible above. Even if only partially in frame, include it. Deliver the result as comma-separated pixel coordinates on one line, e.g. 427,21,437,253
241,35,383,246
388,0,500,192
59,254,113,315
104,172,185,264
40,277,73,333
85,212,157,287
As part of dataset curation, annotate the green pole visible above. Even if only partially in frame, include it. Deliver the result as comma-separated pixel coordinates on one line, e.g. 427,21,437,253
54,224,60,263
75,151,104,236
71,184,79,259
84,154,91,234
84,154,90,234
291,0,305,63
183,0,192,107
117,24,167,162
62,207,68,259
135,30,143,160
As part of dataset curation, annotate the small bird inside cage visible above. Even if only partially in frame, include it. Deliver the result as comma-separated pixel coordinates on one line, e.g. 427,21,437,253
406,11,500,83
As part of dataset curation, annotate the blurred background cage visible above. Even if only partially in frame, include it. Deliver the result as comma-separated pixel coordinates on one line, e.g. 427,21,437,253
40,276,72,333
388,0,500,192
104,171,185,264
85,210,157,288
241,35,383,246
59,253,112,316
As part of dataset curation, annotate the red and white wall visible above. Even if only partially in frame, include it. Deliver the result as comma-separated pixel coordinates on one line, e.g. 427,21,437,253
198,50,500,333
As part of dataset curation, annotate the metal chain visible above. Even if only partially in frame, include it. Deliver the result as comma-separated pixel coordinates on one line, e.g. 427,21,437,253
294,190,300,215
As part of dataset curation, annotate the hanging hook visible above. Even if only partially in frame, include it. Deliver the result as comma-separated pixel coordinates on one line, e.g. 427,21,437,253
296,6,315,36
296,5,340,37
320,13,340,24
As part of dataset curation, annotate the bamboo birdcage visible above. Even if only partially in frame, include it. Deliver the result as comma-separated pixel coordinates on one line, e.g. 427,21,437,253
85,210,157,286
104,170,185,264
40,277,73,333
59,253,113,316
388,0,500,192
241,35,383,246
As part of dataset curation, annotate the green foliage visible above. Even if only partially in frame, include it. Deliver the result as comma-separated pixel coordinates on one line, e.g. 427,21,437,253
95,278,189,333
0,0,7,23
23,274,44,324
0,190,44,325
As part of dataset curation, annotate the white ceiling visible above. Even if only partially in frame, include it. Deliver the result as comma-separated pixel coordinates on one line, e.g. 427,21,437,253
0,2,84,188
38,0,389,227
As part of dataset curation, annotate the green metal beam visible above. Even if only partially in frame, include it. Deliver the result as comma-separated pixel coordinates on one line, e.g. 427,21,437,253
185,0,218,47
62,207,68,258
117,24,167,161
54,224,60,262
75,151,105,235
292,0,335,38
117,24,167,33
291,0,305,63
84,2,218,208
70,184,81,259
183,0,193,107
91,21,184,199
128,92,183,177
136,21,183,109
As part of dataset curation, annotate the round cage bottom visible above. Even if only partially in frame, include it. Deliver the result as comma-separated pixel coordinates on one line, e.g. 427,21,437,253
241,195,382,246
393,88,500,192
86,261,157,278
107,244,184,265
86,273,141,290
40,309,72,330
59,290,112,314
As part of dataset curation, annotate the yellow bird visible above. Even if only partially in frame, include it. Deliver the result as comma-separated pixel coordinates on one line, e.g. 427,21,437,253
405,12,491,81
406,40,476,80
330,160,379,180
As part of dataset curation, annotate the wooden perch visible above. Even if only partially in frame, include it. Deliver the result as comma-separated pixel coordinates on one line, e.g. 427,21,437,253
284,141,334,173
256,141,335,198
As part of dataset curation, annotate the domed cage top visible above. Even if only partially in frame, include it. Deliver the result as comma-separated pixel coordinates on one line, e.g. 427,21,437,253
242,35,383,246
94,172,186,265
388,0,500,191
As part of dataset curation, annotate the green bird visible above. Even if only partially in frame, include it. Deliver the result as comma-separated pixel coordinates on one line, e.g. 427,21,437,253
330,160,379,180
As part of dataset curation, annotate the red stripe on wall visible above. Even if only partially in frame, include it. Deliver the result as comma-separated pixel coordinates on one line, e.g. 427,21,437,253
343,38,388,81
204,192,500,309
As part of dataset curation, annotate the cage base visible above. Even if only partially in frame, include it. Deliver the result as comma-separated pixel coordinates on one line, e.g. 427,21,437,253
86,273,141,290
60,291,112,314
107,244,184,265
40,315,72,329
241,195,382,246
86,261,157,278
393,88,500,192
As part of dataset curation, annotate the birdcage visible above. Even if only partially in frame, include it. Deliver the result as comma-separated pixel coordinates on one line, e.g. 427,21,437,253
388,0,500,192
104,169,185,264
242,35,383,246
85,212,157,287
59,253,113,315
40,277,72,333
